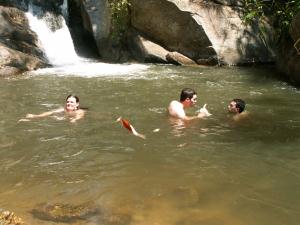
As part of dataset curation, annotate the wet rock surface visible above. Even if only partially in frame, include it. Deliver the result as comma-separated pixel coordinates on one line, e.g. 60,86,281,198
31,202,132,225
31,202,101,223
0,5,49,75
0,209,25,225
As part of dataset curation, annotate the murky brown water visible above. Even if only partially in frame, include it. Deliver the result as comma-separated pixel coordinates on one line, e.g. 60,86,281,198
0,64,299,225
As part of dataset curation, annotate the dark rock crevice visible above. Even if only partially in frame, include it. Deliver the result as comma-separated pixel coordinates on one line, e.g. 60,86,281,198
67,0,99,59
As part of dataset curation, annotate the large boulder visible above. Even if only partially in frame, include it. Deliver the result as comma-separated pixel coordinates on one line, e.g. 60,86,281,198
0,5,48,75
127,29,169,63
128,29,200,66
0,0,64,13
166,51,197,66
68,0,99,58
0,6,44,56
30,0,64,11
0,0,28,11
129,0,216,63
78,0,112,58
129,0,275,65
0,43,47,76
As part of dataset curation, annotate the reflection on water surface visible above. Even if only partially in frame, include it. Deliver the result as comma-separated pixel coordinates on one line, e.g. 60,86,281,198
0,64,299,225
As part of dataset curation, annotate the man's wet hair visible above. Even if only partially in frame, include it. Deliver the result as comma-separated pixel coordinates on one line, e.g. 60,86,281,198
233,98,246,113
180,88,197,102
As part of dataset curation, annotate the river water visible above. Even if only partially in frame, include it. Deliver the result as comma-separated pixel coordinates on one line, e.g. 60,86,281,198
0,64,299,225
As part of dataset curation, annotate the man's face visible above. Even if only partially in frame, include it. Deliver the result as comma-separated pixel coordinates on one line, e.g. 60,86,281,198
187,94,197,107
228,101,239,113
65,96,78,112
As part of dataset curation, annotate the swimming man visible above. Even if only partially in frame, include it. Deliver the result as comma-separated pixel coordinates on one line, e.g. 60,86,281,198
168,88,211,120
228,98,248,121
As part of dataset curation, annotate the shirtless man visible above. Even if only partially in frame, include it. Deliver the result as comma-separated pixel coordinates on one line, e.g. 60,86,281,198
228,98,248,121
168,88,211,120
20,95,85,123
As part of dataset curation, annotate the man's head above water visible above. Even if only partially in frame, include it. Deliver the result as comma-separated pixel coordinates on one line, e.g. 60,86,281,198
179,88,198,108
180,88,197,102
228,98,246,114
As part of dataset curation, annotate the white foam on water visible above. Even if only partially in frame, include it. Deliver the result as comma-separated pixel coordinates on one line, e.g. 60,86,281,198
30,62,150,78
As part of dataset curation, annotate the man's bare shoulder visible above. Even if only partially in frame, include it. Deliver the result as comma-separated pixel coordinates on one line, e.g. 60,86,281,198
168,100,185,119
233,111,249,121
168,100,182,107
168,100,183,111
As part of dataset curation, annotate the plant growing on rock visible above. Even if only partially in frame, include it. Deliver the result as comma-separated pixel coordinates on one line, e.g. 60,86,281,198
243,0,300,41
108,0,130,44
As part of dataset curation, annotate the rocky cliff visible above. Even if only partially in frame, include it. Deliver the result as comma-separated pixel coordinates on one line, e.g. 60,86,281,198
277,12,300,85
128,0,275,66
0,5,48,76
0,0,298,85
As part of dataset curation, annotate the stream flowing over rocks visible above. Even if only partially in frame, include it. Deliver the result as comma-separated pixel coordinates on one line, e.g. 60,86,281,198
0,0,299,85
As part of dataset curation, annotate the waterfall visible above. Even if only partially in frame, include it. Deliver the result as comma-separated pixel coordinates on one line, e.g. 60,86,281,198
25,0,80,66
25,0,149,77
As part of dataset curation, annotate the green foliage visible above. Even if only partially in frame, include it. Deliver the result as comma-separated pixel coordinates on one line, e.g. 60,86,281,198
243,0,300,41
243,0,264,22
108,0,130,44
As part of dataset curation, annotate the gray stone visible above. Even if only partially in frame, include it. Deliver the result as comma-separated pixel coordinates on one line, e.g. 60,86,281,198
0,43,47,75
129,0,275,65
0,6,45,58
0,6,48,75
79,0,112,58
130,0,216,62
197,56,219,66
0,66,22,76
0,0,28,11
166,51,197,66
128,29,169,63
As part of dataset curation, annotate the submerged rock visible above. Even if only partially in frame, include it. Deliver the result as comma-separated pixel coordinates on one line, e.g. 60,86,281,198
0,209,25,225
31,202,101,223
31,202,132,224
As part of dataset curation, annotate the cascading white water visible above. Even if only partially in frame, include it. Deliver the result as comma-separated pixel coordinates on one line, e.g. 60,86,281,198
25,0,149,77
26,1,80,66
